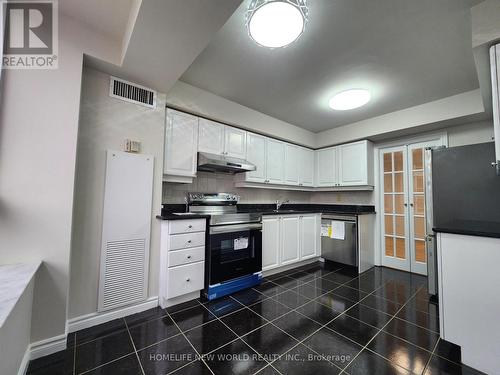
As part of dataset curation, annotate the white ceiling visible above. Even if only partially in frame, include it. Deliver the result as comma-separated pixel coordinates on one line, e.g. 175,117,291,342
84,0,243,95
181,0,482,132
60,0,135,41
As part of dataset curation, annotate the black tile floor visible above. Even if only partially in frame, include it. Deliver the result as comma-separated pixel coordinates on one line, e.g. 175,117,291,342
26,262,485,375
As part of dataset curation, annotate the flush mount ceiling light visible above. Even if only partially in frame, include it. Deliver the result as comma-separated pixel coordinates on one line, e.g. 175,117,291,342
329,89,371,110
246,0,308,48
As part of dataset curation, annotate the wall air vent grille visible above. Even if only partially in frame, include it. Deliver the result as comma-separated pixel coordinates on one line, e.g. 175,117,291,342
101,238,147,311
109,76,157,109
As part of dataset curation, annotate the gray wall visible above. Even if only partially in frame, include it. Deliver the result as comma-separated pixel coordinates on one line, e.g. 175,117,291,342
0,15,120,343
447,120,494,147
69,68,166,319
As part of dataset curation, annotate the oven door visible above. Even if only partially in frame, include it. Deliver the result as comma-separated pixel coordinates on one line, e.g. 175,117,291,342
208,223,262,285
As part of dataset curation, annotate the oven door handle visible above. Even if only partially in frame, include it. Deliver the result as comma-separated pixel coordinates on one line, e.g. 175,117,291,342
210,223,263,234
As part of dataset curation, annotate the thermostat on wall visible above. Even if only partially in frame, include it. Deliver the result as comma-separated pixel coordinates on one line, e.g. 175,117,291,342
124,139,141,153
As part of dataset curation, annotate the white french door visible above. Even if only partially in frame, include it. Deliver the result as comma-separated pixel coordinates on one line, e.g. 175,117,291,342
380,139,442,275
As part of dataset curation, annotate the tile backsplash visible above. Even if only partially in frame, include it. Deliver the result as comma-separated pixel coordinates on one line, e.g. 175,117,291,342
162,172,374,205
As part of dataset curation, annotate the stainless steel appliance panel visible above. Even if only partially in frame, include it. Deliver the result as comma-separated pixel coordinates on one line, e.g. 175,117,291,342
424,148,438,296
321,216,357,267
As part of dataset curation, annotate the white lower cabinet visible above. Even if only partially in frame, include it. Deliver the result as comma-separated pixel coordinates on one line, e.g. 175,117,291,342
300,215,319,260
262,217,281,271
167,261,204,299
159,219,206,307
262,214,320,272
281,216,300,265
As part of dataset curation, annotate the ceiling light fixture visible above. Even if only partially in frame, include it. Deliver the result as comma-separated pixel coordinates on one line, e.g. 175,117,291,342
246,0,308,48
329,89,371,110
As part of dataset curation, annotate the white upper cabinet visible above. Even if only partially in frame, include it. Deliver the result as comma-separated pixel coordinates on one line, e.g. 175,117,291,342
316,147,338,187
224,127,247,158
166,109,373,189
284,144,300,185
315,141,373,188
198,119,247,158
198,118,224,155
338,140,373,186
164,109,198,178
245,133,267,183
266,139,285,184
299,148,314,187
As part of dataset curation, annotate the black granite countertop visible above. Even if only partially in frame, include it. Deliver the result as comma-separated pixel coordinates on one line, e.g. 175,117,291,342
434,220,500,239
158,203,375,220
237,204,375,216
156,214,210,221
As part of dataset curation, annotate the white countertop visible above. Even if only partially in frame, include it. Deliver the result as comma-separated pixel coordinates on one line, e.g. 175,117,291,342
0,262,41,327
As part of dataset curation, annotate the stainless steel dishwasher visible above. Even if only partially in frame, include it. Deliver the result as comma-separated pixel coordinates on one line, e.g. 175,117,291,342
321,215,357,267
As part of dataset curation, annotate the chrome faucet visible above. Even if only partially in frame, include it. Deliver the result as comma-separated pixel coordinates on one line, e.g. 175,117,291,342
275,199,290,211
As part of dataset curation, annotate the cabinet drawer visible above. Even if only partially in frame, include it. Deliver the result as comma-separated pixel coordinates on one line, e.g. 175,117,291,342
168,246,205,267
167,261,204,299
169,232,205,250
169,219,206,234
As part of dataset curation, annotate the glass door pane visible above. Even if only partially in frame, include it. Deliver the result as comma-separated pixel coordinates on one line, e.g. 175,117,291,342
381,147,410,272
407,140,442,275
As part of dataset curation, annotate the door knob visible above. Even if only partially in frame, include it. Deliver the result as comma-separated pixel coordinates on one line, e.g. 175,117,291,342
186,278,190,282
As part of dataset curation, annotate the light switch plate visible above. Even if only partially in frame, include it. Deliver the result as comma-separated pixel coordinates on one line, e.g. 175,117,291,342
124,139,140,153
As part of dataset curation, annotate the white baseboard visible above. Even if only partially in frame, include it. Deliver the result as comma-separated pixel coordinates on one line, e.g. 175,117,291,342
160,291,200,309
17,347,31,375
67,296,158,333
29,334,67,360
262,258,319,277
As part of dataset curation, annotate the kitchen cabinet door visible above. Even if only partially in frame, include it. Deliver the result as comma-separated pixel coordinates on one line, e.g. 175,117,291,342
284,144,300,185
338,140,372,186
245,133,267,183
266,139,285,184
164,109,198,177
224,127,247,159
300,215,319,260
281,216,300,265
262,217,281,271
316,147,337,187
299,148,314,187
198,118,224,155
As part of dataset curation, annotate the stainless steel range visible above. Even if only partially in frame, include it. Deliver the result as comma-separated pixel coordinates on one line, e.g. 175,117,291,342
188,192,261,226
187,193,263,300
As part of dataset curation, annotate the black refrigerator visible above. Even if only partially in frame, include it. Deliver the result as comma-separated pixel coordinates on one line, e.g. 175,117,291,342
425,141,500,296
